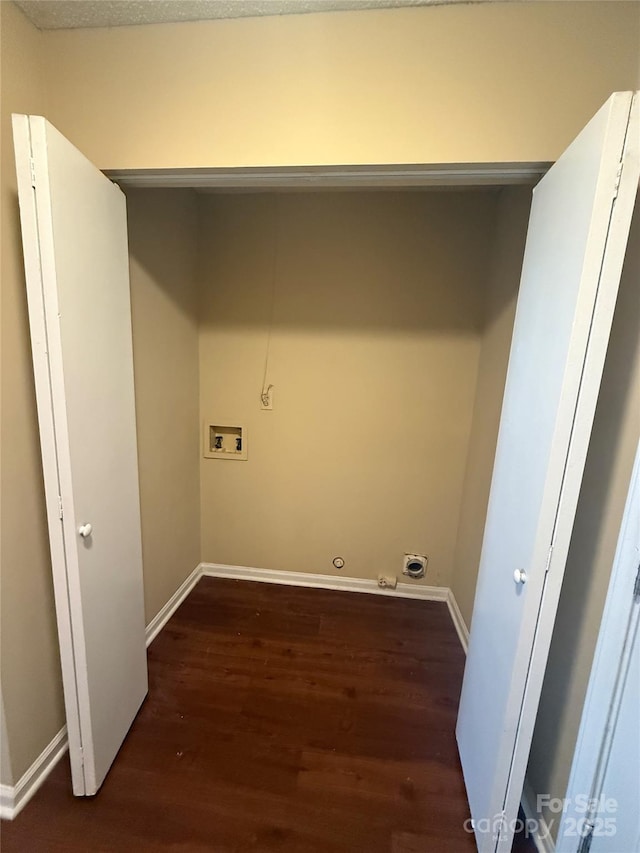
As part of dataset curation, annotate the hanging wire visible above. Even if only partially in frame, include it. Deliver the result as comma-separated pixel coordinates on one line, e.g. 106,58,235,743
261,194,280,404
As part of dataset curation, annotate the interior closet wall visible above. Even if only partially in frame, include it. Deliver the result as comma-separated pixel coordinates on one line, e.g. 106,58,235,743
198,191,499,585
126,189,201,623
450,187,532,627
527,197,640,838
0,0,64,787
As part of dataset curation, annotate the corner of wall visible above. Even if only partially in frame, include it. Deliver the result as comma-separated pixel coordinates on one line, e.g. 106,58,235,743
126,188,202,626
450,186,532,629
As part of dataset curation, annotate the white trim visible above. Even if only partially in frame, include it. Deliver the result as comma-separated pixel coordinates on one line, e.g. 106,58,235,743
199,562,449,601
0,727,68,821
446,589,470,653
105,162,550,190
0,787,12,820
145,565,202,647
521,777,556,853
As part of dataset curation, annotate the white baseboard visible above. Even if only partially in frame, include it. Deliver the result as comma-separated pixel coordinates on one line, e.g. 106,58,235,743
446,589,470,654
145,564,202,647
521,777,556,853
0,726,67,820
199,562,449,602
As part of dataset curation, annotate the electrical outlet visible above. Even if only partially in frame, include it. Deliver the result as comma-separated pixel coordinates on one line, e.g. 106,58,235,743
378,574,398,589
260,385,273,410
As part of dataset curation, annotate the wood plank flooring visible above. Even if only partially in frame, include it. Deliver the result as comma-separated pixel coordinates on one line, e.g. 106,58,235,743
1,578,480,852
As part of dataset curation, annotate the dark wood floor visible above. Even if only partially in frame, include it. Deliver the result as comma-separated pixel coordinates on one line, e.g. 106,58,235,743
2,578,481,852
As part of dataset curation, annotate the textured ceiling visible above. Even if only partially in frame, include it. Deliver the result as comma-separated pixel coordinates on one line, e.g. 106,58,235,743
16,0,489,31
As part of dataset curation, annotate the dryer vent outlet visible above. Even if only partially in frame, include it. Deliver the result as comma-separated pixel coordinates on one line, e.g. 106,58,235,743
402,554,428,580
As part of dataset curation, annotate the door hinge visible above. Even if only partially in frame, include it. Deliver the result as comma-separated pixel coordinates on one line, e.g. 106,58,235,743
577,821,594,853
58,495,63,520
29,156,36,188
612,161,623,201
544,544,554,575
633,562,640,600
494,811,507,848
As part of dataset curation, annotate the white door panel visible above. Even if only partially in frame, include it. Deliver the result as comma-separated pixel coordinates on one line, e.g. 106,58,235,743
558,442,640,853
589,620,640,852
12,115,147,795
456,92,639,852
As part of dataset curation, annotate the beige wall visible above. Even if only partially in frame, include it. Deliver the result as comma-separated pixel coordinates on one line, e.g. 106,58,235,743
0,0,65,786
126,189,201,623
42,3,640,169
199,191,497,584
451,187,532,627
527,197,640,837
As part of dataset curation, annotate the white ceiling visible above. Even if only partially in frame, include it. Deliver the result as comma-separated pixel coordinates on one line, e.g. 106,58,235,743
15,0,492,31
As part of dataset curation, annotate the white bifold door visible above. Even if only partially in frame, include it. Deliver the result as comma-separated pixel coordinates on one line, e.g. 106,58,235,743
12,115,147,796
456,92,639,852
557,441,640,852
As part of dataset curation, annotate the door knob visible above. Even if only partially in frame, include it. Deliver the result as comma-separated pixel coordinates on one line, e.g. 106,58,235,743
513,568,527,585
78,523,93,538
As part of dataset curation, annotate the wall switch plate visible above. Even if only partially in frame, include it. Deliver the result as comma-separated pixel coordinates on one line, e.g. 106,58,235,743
203,422,247,460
